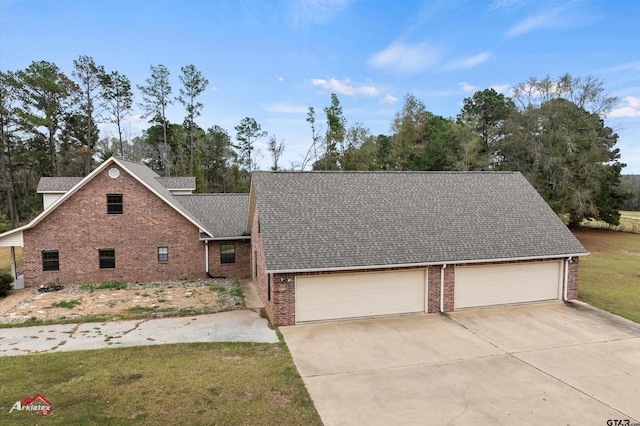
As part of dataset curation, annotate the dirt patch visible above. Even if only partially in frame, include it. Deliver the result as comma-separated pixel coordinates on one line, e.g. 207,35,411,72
0,279,244,325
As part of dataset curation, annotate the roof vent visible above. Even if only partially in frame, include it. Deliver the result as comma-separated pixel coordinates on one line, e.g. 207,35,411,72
108,168,120,179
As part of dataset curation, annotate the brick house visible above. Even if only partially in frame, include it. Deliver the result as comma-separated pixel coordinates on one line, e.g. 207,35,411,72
0,160,589,327
0,157,250,288
248,171,588,326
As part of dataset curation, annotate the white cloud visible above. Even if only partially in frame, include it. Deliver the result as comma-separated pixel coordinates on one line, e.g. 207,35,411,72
368,41,443,74
381,94,398,104
506,5,566,38
459,82,477,92
290,0,352,27
210,86,220,92
609,96,640,118
266,103,309,114
491,84,511,94
312,78,380,97
445,52,491,70
278,77,285,82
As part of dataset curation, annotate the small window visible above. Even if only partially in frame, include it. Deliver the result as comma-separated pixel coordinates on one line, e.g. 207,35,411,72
220,244,235,264
99,248,115,269
107,194,123,214
267,274,271,301
158,247,168,262
42,250,59,271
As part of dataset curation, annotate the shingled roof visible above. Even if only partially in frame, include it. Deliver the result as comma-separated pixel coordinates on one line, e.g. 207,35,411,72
37,177,84,192
250,171,588,273
175,194,249,238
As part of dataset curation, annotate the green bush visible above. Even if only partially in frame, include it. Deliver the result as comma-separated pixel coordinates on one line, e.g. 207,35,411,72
0,269,14,297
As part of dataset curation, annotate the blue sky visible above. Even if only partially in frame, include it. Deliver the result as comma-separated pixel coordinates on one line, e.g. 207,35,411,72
1,0,639,172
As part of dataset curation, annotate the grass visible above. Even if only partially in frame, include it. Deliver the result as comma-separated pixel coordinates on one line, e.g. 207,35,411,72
51,300,82,309
209,279,243,298
573,228,640,323
579,211,640,234
0,340,322,425
0,246,22,272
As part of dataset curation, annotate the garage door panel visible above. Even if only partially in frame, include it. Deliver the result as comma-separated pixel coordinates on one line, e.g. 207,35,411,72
455,261,561,309
296,270,425,323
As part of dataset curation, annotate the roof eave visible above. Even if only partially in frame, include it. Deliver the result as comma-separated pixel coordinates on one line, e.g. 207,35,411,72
265,252,590,274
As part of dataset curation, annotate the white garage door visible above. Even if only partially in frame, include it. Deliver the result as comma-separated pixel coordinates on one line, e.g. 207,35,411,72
455,261,562,309
296,269,426,323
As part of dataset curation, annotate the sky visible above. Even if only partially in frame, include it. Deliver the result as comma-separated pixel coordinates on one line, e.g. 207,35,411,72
1,0,639,172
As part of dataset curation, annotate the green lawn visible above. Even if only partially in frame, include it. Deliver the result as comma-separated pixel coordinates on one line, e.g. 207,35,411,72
0,340,322,425
573,229,640,323
0,247,22,273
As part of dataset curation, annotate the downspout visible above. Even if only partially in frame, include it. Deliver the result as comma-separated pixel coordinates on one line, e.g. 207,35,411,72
440,264,447,313
563,257,572,301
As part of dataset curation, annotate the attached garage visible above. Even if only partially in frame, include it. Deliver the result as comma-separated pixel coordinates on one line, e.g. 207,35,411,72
296,269,426,323
454,261,563,309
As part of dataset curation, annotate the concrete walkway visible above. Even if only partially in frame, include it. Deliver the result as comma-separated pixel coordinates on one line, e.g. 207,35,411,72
0,281,278,356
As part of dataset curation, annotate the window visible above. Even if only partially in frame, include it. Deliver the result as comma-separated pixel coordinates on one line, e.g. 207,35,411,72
107,194,123,214
267,274,271,301
158,247,168,262
99,249,115,269
220,244,235,264
42,250,59,271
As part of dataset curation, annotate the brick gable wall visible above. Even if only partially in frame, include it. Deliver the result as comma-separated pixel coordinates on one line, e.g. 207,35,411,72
23,165,207,287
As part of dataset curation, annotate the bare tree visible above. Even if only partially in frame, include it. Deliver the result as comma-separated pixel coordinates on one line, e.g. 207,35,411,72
267,134,285,170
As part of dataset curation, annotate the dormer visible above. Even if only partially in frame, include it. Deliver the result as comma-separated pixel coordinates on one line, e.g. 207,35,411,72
156,177,196,195
37,177,84,209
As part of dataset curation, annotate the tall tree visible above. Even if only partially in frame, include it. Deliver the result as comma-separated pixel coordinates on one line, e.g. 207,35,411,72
267,134,285,170
457,88,515,165
500,77,624,226
177,64,208,175
138,64,172,174
8,61,74,176
199,125,234,192
234,117,266,172
315,93,345,170
100,71,133,157
72,55,105,175
390,93,428,170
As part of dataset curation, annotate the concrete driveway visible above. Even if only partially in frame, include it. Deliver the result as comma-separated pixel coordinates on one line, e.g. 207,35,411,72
0,310,278,356
281,301,640,425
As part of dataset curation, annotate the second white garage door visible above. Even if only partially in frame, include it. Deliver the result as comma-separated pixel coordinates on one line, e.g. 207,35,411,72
454,261,562,309
296,270,426,323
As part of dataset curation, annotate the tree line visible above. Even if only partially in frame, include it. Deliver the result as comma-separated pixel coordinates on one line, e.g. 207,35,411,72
0,57,632,230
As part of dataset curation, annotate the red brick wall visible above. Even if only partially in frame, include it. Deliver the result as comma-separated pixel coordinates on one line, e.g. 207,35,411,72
251,208,279,323
427,265,455,313
206,240,251,279
23,165,207,287
566,257,579,300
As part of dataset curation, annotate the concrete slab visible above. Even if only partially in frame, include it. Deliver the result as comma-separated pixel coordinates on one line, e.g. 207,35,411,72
240,279,264,310
448,301,640,353
516,337,640,421
303,355,626,426
282,314,501,376
0,310,278,356
282,302,640,425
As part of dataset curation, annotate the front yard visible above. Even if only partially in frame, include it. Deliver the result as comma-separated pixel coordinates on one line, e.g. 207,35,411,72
0,340,322,425
0,278,244,326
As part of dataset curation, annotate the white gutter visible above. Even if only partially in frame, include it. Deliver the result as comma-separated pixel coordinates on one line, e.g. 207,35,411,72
440,264,447,313
266,253,588,275
563,257,572,301
205,241,209,274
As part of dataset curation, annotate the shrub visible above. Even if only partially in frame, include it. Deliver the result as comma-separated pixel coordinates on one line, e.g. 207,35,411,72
0,269,14,298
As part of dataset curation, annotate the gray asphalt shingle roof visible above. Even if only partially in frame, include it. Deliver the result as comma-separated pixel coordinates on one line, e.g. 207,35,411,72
156,177,196,190
175,194,249,238
251,171,588,272
37,177,84,192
